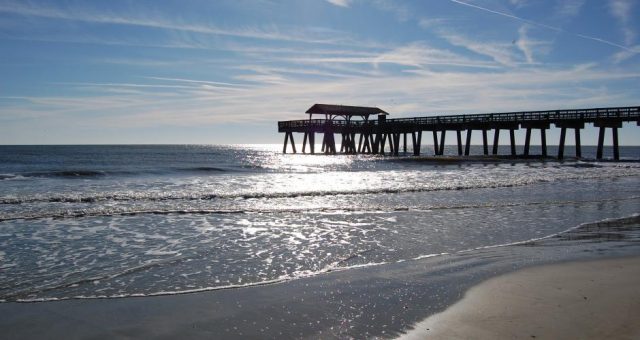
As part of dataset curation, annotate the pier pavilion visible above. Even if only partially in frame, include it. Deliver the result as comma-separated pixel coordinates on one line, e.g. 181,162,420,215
281,104,388,155
278,104,640,160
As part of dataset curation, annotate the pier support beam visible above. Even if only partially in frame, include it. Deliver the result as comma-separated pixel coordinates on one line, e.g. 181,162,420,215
509,129,516,156
554,122,584,160
302,132,308,154
464,130,472,156
412,131,422,156
385,134,394,154
391,133,400,156
521,123,550,157
540,129,547,157
302,131,315,155
492,129,500,155
558,127,566,159
350,133,357,154
360,133,372,154
432,131,439,156
341,133,356,154
456,130,463,156
309,132,315,154
482,129,488,155
490,124,518,156
597,127,605,159
523,128,531,156
373,134,381,154
613,128,619,160
594,120,622,160
283,132,289,153
438,130,446,156
403,133,407,154
283,132,296,154
575,129,581,158
323,132,336,154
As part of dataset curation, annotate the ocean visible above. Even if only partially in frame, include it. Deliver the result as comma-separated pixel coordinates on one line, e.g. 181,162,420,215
1,144,639,306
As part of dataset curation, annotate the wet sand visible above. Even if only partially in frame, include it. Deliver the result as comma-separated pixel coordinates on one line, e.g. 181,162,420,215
2,239,639,339
400,256,640,340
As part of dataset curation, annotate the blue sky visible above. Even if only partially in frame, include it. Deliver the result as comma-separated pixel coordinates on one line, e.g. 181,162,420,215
0,0,639,145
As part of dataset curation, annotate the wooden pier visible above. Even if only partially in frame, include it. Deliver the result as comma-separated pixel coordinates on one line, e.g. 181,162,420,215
278,104,640,160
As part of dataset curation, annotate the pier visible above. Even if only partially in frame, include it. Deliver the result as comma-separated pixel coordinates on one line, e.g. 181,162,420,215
278,104,640,160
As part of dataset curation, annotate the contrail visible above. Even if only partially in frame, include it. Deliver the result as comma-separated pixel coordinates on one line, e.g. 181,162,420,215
449,0,638,53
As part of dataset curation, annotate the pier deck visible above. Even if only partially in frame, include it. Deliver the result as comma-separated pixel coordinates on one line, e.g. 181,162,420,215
278,105,640,160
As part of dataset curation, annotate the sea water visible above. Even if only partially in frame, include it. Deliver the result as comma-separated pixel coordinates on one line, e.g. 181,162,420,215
0,144,638,302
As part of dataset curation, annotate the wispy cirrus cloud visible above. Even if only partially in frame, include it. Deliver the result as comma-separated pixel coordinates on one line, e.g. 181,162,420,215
448,0,638,53
281,41,500,70
508,0,529,9
326,0,352,8
0,1,351,45
417,18,449,29
515,25,534,64
437,31,521,66
371,0,412,22
515,25,551,64
609,0,636,46
611,45,640,63
4,61,638,131
554,0,585,18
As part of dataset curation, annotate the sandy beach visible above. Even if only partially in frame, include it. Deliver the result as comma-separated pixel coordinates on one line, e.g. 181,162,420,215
1,248,639,339
400,256,640,340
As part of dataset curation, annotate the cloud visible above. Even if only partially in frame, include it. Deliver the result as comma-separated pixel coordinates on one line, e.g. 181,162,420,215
374,42,493,68
609,0,636,46
609,0,633,24
555,0,585,18
326,0,352,7
516,26,534,64
514,25,551,64
611,45,640,63
417,18,449,29
508,0,529,8
448,0,637,52
371,0,411,22
4,60,638,132
281,41,499,70
0,1,352,45
438,32,520,66
144,77,249,88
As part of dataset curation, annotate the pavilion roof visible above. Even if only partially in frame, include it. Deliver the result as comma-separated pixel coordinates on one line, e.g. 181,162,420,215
305,104,388,116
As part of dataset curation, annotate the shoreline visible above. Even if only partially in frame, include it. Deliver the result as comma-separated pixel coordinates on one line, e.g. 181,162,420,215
1,217,638,338
399,256,640,340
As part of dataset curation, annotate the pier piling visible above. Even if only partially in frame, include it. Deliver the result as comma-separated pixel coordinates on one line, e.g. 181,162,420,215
595,120,622,160
482,129,488,155
432,131,439,156
439,131,446,156
492,129,500,155
464,130,472,156
558,127,566,159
